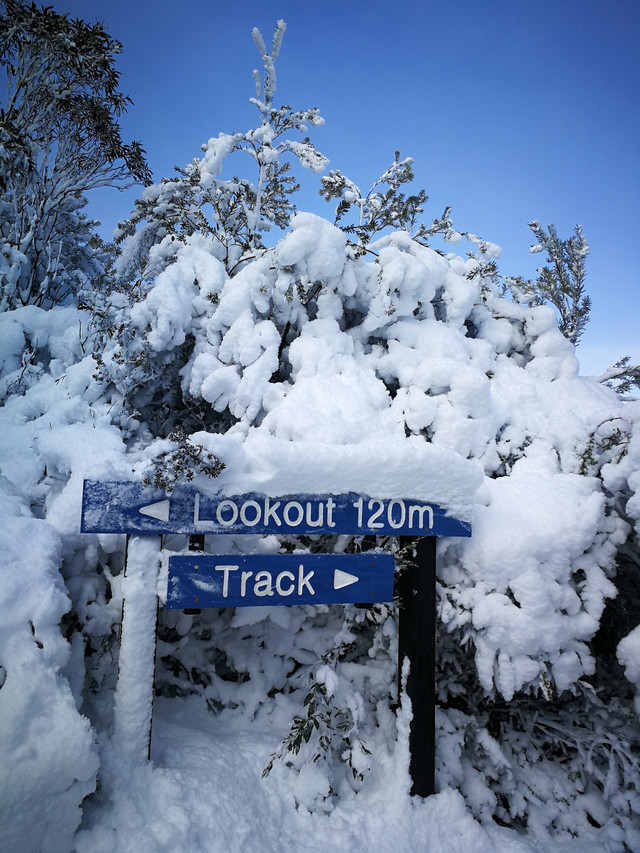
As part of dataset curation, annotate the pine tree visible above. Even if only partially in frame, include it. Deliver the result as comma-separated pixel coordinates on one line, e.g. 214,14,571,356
507,221,591,345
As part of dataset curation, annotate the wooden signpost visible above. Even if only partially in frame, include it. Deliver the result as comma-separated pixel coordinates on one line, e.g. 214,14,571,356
81,480,471,796
397,536,437,796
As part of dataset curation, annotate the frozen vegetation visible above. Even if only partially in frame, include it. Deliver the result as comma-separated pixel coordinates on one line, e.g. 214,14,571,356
0,7,639,852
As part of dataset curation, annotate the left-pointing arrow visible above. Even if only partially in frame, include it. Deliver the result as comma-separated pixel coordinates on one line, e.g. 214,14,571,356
138,499,170,522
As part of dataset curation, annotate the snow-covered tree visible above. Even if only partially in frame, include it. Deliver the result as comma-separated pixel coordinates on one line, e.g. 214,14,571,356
114,19,327,287
0,0,150,310
89,19,640,838
100,21,328,439
109,156,640,837
102,187,639,831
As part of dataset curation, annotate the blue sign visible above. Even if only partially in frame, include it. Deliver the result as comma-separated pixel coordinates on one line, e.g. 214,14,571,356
166,553,394,609
81,481,471,537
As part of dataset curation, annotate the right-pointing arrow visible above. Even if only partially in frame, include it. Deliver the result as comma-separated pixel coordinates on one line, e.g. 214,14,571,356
334,569,359,590
138,499,170,522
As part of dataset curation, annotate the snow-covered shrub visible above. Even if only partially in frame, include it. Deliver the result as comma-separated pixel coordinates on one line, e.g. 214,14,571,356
112,203,639,840
618,626,640,714
0,305,120,851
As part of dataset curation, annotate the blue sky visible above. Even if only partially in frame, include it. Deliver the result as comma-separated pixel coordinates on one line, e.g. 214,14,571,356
53,0,639,376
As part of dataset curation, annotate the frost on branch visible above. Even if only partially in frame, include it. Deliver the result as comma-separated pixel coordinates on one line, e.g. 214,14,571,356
320,152,435,253
319,152,503,263
597,356,640,397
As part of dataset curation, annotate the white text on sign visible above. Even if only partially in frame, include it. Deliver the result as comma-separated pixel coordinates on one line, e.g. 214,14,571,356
193,494,434,532
212,563,315,599
81,482,472,537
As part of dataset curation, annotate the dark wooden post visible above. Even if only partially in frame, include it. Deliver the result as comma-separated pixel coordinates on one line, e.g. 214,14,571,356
189,534,205,552
397,536,437,797
183,534,205,614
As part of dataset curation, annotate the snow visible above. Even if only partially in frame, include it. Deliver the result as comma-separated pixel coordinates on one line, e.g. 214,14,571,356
74,698,506,853
2,208,639,851
0,501,99,853
3,10,640,848
210,431,482,523
129,242,227,352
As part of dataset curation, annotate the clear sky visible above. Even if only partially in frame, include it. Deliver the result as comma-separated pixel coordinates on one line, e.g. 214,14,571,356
50,0,639,376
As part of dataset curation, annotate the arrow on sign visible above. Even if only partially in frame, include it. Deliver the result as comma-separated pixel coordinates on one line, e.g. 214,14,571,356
334,569,359,589
138,500,170,522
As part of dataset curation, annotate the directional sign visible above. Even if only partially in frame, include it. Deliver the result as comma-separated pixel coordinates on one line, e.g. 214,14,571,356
81,481,471,537
166,553,394,609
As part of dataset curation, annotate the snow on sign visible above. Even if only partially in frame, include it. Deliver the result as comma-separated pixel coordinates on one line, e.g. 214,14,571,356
166,553,394,609
81,481,471,537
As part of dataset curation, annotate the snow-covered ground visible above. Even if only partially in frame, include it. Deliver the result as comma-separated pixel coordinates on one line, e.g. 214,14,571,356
73,696,603,853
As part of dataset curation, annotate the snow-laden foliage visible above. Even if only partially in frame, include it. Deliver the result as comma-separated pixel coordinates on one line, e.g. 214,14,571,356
0,304,119,850
3,207,639,846
0,488,99,853
1,15,639,853
506,221,591,346
319,151,502,264
114,19,327,285
110,210,636,703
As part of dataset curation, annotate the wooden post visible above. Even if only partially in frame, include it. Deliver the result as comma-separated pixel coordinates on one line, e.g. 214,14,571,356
189,534,205,552
397,536,436,797
111,534,161,763
183,534,205,614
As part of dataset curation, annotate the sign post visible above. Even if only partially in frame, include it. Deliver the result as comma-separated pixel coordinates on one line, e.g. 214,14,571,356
111,535,162,764
81,480,471,793
397,537,437,797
